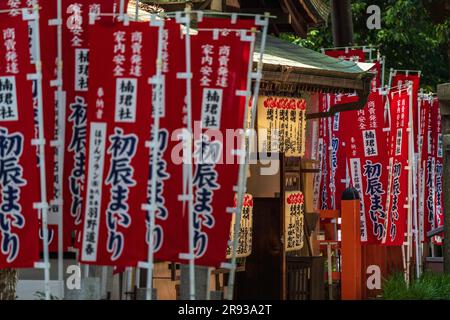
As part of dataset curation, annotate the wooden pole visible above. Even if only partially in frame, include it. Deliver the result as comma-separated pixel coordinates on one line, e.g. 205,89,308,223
330,0,354,46
341,197,362,300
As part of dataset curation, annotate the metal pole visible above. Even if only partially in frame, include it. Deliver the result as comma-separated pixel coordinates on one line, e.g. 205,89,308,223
55,0,66,299
142,15,165,301
119,0,125,19
135,0,139,21
388,68,394,89
30,5,52,300
413,153,420,278
406,82,414,284
175,9,196,300
224,25,257,300
226,13,270,300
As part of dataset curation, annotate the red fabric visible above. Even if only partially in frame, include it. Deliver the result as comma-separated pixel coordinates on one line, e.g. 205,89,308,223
391,73,420,152
78,21,157,266
0,1,60,252
419,97,433,242
316,93,330,210
432,98,444,244
417,98,428,242
177,23,253,267
324,49,366,62
62,0,126,250
139,21,187,264
383,91,410,246
329,94,359,209
370,60,382,91
343,92,389,244
0,15,40,268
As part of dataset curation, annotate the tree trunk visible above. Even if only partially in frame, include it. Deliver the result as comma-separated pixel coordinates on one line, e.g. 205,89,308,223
0,269,18,300
330,0,354,47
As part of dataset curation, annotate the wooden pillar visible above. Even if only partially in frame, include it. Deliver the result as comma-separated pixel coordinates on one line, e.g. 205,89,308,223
330,0,354,46
437,83,450,274
341,198,361,300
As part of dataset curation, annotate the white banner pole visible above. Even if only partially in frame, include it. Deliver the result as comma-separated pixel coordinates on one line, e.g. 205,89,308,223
140,15,165,301
226,13,270,301
119,0,125,20
186,10,196,301
52,0,66,299
28,5,52,300
135,0,139,21
223,22,257,300
175,9,196,300
388,68,394,90
406,82,414,284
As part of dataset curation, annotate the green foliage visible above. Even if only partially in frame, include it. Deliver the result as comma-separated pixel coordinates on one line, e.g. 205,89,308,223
279,0,449,90
382,272,450,300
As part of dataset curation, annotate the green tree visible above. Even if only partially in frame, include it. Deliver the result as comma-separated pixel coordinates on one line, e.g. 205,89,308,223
279,0,449,90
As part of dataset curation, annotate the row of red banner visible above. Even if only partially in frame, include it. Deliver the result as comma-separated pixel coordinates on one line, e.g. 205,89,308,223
314,48,443,246
0,3,256,269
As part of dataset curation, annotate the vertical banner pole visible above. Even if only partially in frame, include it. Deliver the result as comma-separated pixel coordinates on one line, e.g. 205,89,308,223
327,97,334,209
142,15,165,301
381,56,386,88
226,13,270,300
135,0,139,21
416,89,425,277
388,68,394,89
29,5,51,300
55,0,66,299
406,82,414,284
119,0,125,20
135,268,140,288
413,153,420,277
179,9,196,300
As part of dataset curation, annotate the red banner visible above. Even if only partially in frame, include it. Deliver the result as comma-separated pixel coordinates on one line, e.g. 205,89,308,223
78,21,157,266
315,93,330,210
343,92,389,244
177,21,253,267
316,49,381,211
370,60,382,91
323,48,366,62
139,21,187,263
391,73,420,151
418,97,434,242
0,15,40,268
432,98,444,244
329,93,360,209
62,0,125,249
418,97,429,241
383,91,410,246
0,1,61,252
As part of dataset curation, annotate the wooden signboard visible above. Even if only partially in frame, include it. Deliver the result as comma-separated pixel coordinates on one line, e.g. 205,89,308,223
284,191,305,252
257,96,307,157
226,194,254,259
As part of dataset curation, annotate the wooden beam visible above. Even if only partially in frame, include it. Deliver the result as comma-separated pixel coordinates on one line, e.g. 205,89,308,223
280,0,308,36
239,8,291,24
